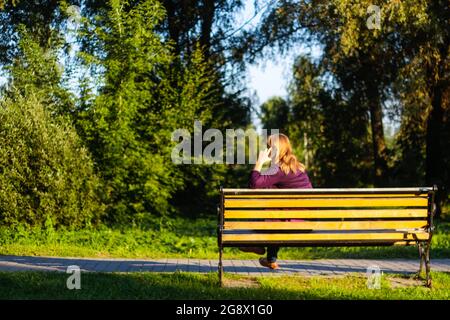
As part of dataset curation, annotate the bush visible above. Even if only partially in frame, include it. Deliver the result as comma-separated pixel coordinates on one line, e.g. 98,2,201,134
0,94,104,229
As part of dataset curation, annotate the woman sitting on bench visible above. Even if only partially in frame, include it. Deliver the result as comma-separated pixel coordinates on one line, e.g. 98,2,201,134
240,133,313,269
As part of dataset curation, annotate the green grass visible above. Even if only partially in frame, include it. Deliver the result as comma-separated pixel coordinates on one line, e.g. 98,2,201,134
0,271,449,300
1,215,449,260
0,220,449,260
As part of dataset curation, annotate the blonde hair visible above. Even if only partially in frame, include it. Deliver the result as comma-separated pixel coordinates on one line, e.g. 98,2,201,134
268,133,305,175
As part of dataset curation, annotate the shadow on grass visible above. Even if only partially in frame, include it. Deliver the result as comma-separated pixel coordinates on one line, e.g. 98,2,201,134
0,271,297,300
1,271,449,300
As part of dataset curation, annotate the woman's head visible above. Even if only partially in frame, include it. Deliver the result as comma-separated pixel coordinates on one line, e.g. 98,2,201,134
267,133,305,175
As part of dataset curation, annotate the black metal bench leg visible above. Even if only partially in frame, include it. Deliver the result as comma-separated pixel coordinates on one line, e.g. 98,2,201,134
218,245,223,287
415,241,432,287
425,240,432,288
415,242,425,280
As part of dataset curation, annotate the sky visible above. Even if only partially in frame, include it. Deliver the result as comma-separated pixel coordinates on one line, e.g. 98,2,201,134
239,0,294,106
246,45,322,106
237,0,322,130
247,56,293,106
0,67,6,87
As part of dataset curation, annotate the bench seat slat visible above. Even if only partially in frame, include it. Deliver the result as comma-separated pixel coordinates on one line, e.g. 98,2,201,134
224,198,428,208
224,209,428,219
221,232,430,242
223,241,416,247
223,221,427,230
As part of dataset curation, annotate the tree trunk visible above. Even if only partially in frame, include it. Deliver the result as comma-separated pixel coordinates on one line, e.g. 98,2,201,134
367,88,389,186
425,82,444,217
163,0,180,56
200,0,215,56
424,30,448,219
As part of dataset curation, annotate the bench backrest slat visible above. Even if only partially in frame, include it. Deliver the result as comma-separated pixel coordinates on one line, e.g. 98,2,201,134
225,209,427,219
224,221,427,230
225,197,428,208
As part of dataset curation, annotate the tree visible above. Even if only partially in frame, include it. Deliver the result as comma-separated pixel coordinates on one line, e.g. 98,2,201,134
77,0,223,223
276,55,372,187
330,0,449,208
260,96,290,132
236,0,449,192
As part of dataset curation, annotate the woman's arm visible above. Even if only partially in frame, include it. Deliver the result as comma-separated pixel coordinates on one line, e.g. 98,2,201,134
249,169,281,188
253,148,271,172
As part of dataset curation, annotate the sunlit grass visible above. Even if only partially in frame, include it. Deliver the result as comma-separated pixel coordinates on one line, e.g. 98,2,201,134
0,271,448,300
1,215,449,260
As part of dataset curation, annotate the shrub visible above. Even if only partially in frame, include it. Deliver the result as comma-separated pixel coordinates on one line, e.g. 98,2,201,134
0,94,104,229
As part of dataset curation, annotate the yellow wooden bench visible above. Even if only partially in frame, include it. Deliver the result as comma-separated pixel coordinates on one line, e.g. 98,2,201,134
217,187,436,287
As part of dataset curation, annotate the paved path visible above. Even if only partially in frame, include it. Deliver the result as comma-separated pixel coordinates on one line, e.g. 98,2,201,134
1,255,449,276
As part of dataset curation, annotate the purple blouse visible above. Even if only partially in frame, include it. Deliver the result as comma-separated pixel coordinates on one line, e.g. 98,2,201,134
249,165,313,189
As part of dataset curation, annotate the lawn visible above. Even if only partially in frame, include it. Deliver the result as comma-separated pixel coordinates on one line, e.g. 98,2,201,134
0,271,449,300
0,217,449,260
1,215,449,260
1,208,449,301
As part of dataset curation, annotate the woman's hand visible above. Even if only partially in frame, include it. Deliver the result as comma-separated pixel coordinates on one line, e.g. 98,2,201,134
253,148,272,172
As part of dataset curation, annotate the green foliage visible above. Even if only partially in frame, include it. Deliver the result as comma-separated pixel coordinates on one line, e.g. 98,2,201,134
260,97,290,132
0,94,104,229
4,25,74,115
390,101,427,186
1,0,253,227
329,0,429,56
260,56,372,187
246,0,449,191
0,0,446,229
76,0,220,224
